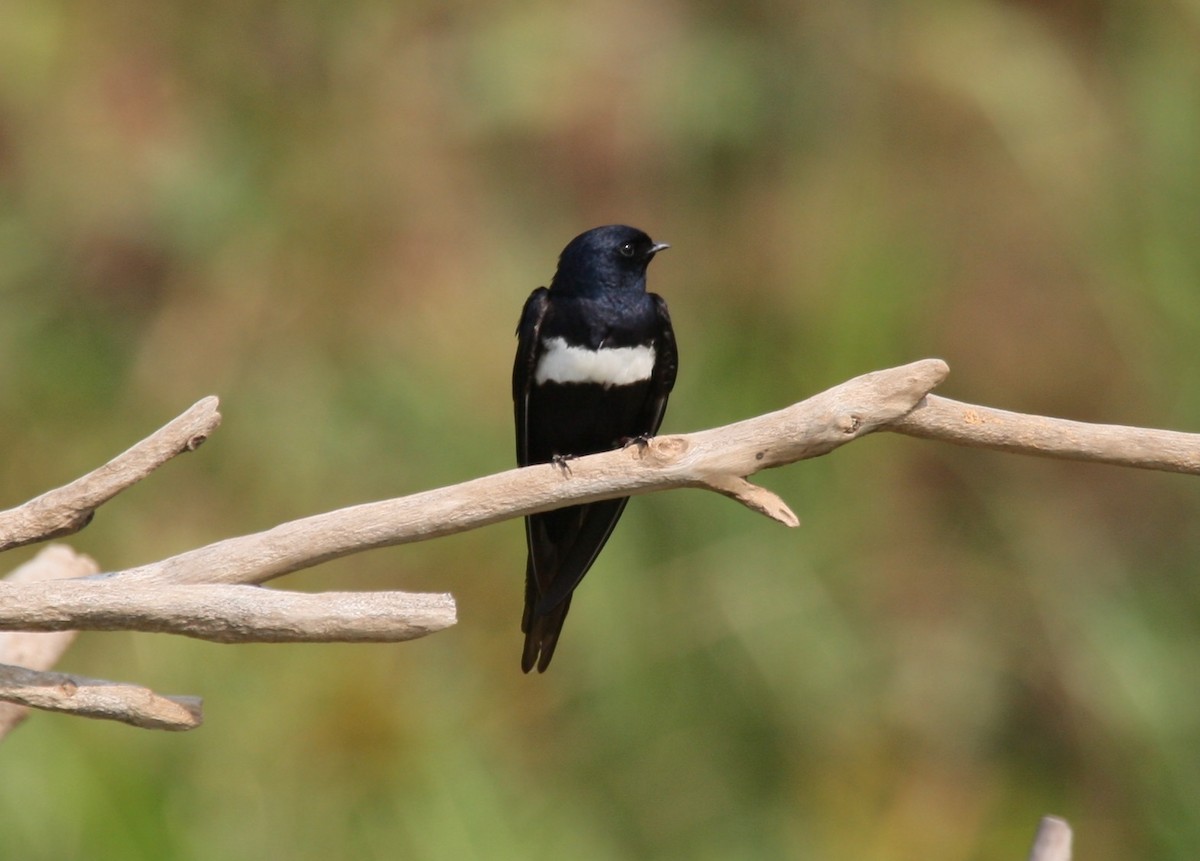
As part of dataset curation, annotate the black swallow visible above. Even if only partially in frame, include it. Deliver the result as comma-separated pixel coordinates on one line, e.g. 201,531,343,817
513,224,678,672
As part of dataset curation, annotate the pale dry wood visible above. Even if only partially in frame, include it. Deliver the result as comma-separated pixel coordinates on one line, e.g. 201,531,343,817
0,662,202,731
0,546,98,738
0,581,456,643
0,397,222,551
702,475,800,526
892,394,1200,473
7,358,1200,740
0,362,943,735
1027,816,1072,861
0,547,205,735
115,360,950,588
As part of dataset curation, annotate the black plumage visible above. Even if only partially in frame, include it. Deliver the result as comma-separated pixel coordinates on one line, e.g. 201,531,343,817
513,225,677,672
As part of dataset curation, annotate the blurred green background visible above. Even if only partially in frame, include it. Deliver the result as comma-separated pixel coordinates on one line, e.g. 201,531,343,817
3,1,1200,858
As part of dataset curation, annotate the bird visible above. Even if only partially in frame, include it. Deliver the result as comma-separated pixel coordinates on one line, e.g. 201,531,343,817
513,224,678,672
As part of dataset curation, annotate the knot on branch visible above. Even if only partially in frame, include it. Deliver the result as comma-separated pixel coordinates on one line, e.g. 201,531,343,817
838,414,863,434
644,435,690,465
185,434,209,452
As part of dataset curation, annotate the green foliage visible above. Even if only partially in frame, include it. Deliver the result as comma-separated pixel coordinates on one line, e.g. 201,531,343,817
4,1,1200,858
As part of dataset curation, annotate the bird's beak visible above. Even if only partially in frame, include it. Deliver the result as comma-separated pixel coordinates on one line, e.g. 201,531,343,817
649,242,670,256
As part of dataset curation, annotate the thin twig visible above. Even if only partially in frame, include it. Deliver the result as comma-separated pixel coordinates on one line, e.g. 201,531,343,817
891,394,1200,473
0,397,222,551
0,581,456,643
0,663,202,731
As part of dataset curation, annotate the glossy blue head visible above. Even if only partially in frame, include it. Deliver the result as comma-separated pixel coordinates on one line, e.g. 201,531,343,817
550,225,669,296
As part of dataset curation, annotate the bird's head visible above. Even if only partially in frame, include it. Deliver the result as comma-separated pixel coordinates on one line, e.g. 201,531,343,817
550,225,669,295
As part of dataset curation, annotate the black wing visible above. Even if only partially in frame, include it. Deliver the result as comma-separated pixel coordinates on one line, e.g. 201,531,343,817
645,293,678,432
513,287,550,467
520,294,678,671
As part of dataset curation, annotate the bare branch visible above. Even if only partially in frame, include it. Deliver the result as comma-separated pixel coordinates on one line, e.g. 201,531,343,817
1027,816,1072,861
0,546,98,738
0,396,221,551
0,547,206,734
0,581,456,643
116,360,949,587
0,662,202,731
5,359,1200,741
891,395,1200,473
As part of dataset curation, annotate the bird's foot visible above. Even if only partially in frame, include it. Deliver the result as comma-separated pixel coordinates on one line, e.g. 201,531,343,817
551,453,577,476
620,433,653,451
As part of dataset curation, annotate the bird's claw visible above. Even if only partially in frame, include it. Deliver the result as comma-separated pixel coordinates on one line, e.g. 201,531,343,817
620,433,653,451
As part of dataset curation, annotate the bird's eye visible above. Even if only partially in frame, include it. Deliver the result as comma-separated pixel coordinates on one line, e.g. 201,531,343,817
618,242,636,258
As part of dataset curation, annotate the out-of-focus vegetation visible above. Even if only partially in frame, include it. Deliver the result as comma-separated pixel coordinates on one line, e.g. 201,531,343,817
3,1,1200,858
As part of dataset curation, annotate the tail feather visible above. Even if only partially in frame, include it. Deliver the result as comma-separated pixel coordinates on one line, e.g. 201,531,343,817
519,499,627,672
521,554,571,672
521,595,572,673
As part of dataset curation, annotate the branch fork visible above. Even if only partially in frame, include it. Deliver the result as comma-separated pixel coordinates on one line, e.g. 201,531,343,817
5,357,1200,739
